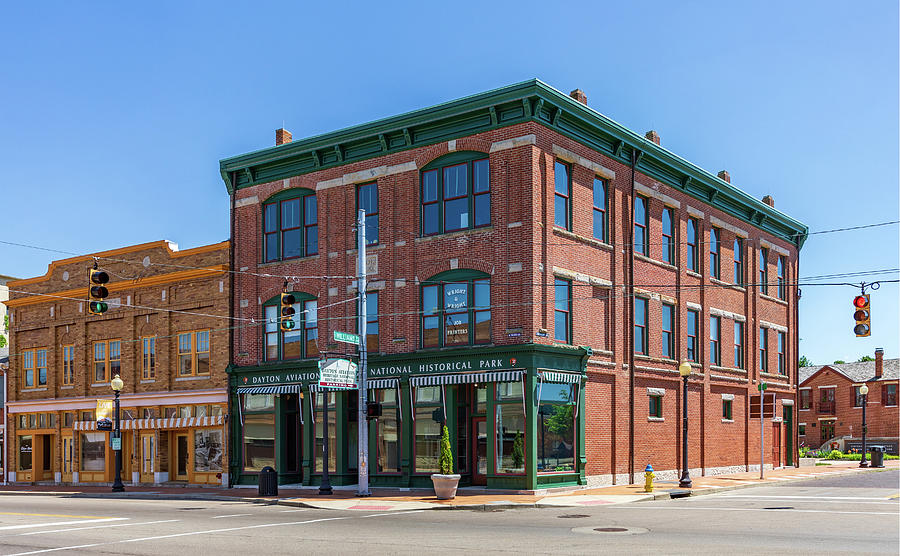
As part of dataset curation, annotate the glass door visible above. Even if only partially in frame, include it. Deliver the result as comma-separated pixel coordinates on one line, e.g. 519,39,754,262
140,433,155,483
471,417,487,485
62,435,74,482
175,433,189,480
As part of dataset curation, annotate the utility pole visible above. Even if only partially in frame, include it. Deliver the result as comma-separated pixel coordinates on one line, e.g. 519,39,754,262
357,209,370,496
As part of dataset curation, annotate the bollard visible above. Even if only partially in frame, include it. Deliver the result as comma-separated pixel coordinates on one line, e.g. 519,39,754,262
644,464,655,493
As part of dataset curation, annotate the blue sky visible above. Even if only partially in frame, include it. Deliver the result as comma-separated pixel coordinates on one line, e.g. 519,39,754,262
1,1,897,364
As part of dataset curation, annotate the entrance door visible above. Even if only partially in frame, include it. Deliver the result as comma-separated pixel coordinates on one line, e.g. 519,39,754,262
820,421,835,447
772,423,782,468
783,406,793,466
175,433,189,481
139,433,155,483
40,435,52,481
62,435,74,483
471,417,487,486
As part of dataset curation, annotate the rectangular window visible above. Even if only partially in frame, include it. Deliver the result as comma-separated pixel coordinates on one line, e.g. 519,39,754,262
357,182,379,245
649,395,662,418
593,178,607,242
777,331,786,375
722,399,733,420
443,282,469,346
142,337,156,379
364,292,379,353
414,387,442,473
554,161,570,230
853,386,866,408
710,316,721,366
883,384,897,406
733,238,744,286
686,219,699,272
686,309,699,362
194,429,223,472
537,383,576,473
709,228,720,279
473,158,491,227
734,321,745,369
109,341,120,378
443,163,469,231
243,410,275,472
304,195,318,255
62,345,75,386
178,331,210,376
422,158,490,236
759,248,769,295
280,197,302,259
304,301,319,358
35,348,47,386
554,278,571,343
93,341,107,383
375,389,401,474
496,403,525,474
661,207,674,264
759,327,769,372
661,303,674,359
22,349,34,388
263,202,278,262
798,424,806,436
800,389,811,409
634,196,648,255
634,297,648,354
81,432,106,471
777,256,786,300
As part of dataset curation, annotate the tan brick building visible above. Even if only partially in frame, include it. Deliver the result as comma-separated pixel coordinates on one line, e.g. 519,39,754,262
4,240,231,486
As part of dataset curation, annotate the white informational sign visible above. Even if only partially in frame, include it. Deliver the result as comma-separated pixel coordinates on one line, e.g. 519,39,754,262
317,358,358,390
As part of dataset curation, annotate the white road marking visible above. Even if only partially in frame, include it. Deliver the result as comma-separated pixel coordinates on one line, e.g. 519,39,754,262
17,520,179,536
210,514,253,519
718,495,898,501
0,518,128,531
278,509,309,512
619,506,898,516
5,511,418,556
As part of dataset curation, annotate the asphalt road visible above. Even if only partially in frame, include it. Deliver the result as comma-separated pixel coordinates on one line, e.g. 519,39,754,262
0,470,896,555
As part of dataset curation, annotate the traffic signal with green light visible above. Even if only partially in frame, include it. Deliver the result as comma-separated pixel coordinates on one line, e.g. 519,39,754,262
853,294,870,337
88,268,110,315
280,292,296,331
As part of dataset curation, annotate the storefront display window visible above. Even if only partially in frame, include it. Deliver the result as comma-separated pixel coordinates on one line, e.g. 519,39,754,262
18,436,32,471
537,383,576,473
314,392,336,473
81,432,106,471
495,404,525,474
414,386,443,473
375,389,400,473
243,413,275,472
194,429,223,472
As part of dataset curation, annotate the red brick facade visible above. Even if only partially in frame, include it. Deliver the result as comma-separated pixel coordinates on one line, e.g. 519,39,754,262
5,241,230,485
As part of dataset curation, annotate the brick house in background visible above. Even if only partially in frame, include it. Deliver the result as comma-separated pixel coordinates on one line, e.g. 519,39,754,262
4,241,231,486
799,348,899,454
221,79,807,490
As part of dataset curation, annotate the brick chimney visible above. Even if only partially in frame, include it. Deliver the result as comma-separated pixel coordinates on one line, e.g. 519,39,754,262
276,128,292,146
717,170,731,183
645,130,660,145
875,348,884,378
569,89,588,105
762,195,775,208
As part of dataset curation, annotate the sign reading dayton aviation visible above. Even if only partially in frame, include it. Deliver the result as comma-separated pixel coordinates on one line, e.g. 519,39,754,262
96,399,114,431
318,358,359,390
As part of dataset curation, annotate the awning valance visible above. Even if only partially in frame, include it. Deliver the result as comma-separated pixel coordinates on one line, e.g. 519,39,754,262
236,384,303,395
410,370,523,387
367,378,399,390
539,371,582,384
73,415,224,431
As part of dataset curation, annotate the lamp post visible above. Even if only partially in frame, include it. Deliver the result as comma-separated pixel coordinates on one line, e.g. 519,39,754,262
678,361,692,489
859,383,869,468
110,374,125,492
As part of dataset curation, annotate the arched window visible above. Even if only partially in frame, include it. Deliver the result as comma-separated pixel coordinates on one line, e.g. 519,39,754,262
421,152,490,236
421,270,490,347
262,292,319,361
262,189,318,262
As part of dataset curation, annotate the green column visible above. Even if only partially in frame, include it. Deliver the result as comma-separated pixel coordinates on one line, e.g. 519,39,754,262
784,405,793,467
301,388,313,485
525,369,537,490
577,379,587,485
400,379,412,486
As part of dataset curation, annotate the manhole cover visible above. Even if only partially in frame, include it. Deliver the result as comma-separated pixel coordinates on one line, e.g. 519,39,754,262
178,507,205,511
572,526,649,536
594,527,629,532
763,507,794,510
558,514,590,519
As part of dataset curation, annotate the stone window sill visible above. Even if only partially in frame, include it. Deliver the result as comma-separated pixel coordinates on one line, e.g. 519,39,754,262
141,379,156,384
635,253,677,272
760,293,789,306
60,386,74,390
551,227,613,251
175,376,210,381
722,419,734,424
686,270,702,279
711,277,746,292
648,417,664,422
22,387,48,392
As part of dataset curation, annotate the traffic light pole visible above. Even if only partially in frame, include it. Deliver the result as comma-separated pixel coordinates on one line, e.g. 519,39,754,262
357,209,370,497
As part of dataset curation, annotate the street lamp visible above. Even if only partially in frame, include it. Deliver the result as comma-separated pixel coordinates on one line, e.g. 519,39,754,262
110,374,125,492
859,383,869,468
678,361,692,489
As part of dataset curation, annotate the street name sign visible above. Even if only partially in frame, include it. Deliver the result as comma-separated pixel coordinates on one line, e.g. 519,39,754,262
334,330,360,344
318,358,359,389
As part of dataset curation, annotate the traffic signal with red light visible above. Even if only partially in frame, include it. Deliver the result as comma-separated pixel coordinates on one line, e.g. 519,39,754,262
366,401,382,419
88,268,110,315
280,292,296,331
853,294,870,337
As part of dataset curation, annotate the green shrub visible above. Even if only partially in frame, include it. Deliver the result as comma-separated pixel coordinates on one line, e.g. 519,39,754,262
439,425,454,475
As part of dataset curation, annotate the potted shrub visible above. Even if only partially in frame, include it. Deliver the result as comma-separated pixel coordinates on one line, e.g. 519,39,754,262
431,425,461,499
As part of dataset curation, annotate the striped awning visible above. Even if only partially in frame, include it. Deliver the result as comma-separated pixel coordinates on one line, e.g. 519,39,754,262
539,371,582,384
410,370,523,387
236,384,303,395
73,415,224,431
366,378,399,390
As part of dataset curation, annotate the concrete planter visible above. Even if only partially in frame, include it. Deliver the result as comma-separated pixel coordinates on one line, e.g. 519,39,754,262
799,457,818,467
431,474,461,500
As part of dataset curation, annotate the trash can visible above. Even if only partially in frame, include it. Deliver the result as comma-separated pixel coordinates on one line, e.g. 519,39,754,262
258,466,278,496
869,446,885,468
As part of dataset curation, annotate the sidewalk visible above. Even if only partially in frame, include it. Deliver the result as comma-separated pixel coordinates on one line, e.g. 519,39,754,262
1,459,895,512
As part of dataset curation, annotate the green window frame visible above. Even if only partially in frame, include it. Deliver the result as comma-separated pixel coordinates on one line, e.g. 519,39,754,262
357,182,379,245
421,152,490,236
686,218,699,272
733,238,744,286
554,278,571,343
593,177,607,242
777,256,786,300
722,399,733,420
421,269,490,348
495,382,525,475
263,292,319,361
262,188,318,262
649,395,663,418
709,228,721,279
759,248,769,295
634,195,648,255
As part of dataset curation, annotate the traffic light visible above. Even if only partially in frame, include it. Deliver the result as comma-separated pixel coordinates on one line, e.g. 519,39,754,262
88,268,110,315
280,292,296,331
853,294,870,337
366,401,382,419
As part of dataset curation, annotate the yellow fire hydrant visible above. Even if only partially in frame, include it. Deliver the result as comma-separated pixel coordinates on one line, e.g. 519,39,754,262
644,464,655,493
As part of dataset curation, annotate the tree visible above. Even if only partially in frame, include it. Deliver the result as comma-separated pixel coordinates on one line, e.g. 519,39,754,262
798,355,813,367
857,355,874,362
511,432,524,469
833,360,846,364
438,425,453,475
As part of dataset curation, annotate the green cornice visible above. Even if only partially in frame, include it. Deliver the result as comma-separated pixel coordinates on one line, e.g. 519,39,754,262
220,79,808,248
